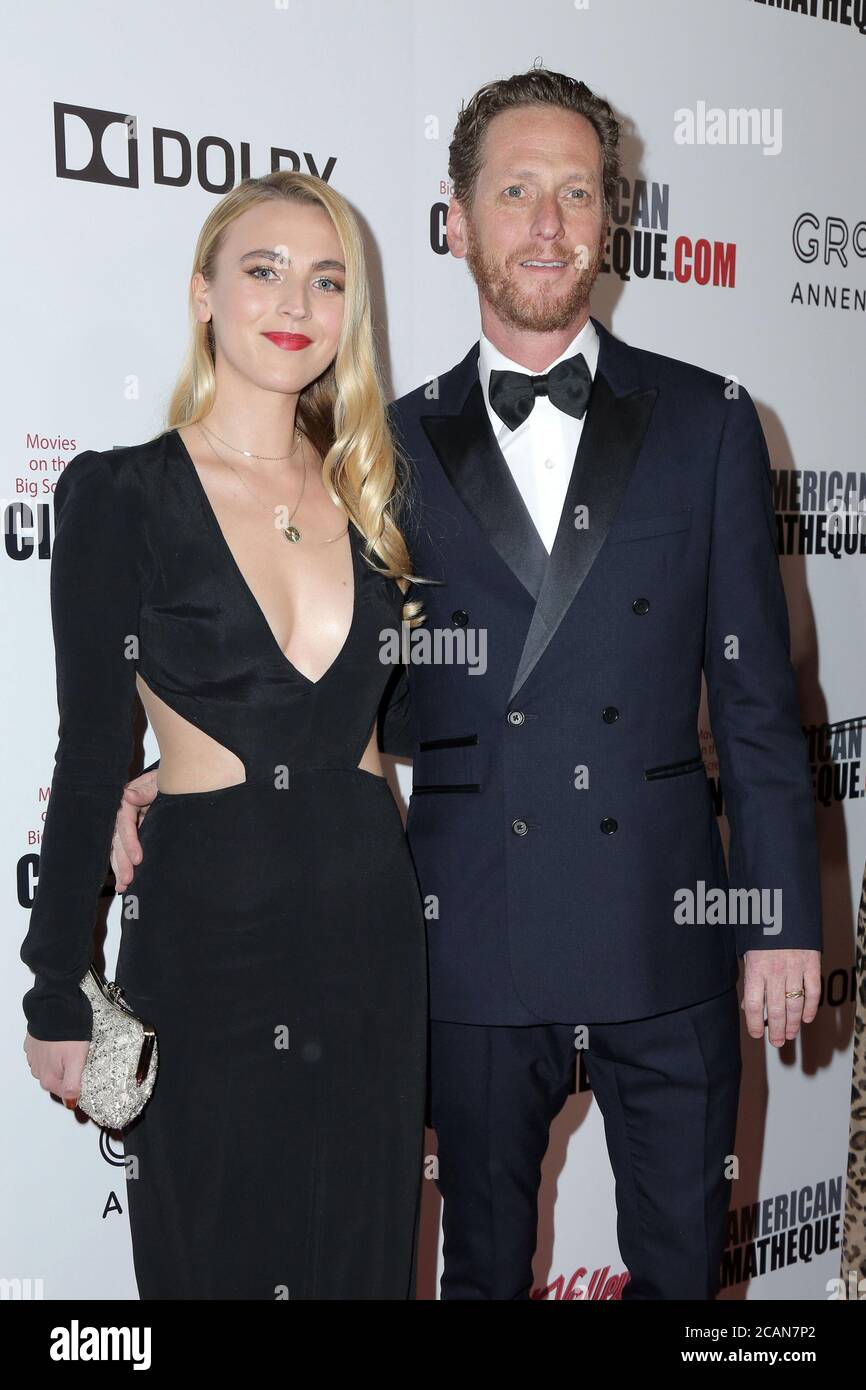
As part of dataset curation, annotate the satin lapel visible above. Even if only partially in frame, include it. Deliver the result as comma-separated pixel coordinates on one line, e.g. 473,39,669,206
420,379,549,601
508,370,658,702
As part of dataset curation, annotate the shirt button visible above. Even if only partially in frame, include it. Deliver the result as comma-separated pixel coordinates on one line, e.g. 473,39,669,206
600,817,618,834
507,710,525,726
512,819,529,836
602,706,619,723
544,457,555,470
451,610,468,627
632,597,650,615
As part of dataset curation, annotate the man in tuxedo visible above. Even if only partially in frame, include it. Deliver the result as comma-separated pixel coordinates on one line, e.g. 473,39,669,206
113,68,822,1300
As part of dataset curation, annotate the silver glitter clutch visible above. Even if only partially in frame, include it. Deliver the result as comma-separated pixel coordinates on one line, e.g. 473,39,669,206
77,965,159,1130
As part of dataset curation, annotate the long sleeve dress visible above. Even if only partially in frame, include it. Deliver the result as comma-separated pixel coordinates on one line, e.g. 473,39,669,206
21,431,427,1300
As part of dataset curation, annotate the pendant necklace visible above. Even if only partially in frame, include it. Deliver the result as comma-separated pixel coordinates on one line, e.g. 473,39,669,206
197,421,348,544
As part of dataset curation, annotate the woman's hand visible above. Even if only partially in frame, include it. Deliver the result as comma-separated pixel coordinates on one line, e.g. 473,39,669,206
24,1033,89,1109
111,769,159,892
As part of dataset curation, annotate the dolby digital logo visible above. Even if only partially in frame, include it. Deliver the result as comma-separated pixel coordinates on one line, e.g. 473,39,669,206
53,102,337,192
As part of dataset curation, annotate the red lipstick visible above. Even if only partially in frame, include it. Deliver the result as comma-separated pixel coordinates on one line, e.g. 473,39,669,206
262,332,312,350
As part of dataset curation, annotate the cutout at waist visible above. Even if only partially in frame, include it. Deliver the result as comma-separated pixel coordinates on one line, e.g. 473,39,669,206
135,671,385,795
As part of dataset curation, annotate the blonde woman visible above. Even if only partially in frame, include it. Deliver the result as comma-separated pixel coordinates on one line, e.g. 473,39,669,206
21,172,428,1300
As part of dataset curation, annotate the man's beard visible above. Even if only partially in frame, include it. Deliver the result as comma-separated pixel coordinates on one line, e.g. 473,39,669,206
464,218,605,333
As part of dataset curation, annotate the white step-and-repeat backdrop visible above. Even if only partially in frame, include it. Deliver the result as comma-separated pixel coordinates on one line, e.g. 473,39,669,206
4,0,864,1300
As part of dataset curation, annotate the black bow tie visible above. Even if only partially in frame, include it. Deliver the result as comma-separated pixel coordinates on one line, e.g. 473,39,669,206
488,352,593,432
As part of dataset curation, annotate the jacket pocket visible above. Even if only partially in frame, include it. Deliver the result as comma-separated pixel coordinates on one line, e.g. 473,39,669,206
418,734,478,751
607,507,692,544
413,735,480,793
644,754,705,781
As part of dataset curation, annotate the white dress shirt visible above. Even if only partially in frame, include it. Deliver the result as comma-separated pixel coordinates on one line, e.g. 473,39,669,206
477,317,599,553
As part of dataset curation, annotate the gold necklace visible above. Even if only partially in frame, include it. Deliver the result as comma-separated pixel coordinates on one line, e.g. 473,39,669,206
197,424,348,545
199,419,298,461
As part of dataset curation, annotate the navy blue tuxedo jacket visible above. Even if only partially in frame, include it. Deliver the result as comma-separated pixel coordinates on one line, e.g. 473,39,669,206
380,316,822,1026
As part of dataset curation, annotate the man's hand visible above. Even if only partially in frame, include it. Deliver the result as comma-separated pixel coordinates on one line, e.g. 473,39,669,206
742,948,821,1046
111,769,159,892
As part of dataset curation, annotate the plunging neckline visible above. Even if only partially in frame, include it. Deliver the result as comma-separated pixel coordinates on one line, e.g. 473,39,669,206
170,426,358,688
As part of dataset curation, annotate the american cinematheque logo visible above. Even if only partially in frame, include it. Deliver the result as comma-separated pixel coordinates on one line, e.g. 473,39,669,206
804,717,865,806
773,465,866,555
53,102,336,190
750,0,866,39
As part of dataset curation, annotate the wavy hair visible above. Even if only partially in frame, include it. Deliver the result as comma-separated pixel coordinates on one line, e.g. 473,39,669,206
449,65,621,219
161,170,423,623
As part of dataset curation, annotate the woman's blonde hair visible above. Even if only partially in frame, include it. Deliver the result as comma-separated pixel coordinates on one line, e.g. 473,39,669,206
163,170,422,623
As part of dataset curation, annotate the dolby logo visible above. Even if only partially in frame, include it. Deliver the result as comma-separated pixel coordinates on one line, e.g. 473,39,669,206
53,101,336,192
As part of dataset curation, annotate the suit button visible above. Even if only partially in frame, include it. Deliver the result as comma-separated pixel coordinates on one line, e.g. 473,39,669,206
512,819,528,836
632,597,650,615
602,706,619,723
600,817,618,834
451,609,468,627
507,710,525,726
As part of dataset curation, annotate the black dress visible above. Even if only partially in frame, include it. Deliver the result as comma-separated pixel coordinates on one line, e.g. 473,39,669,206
20,428,427,1300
